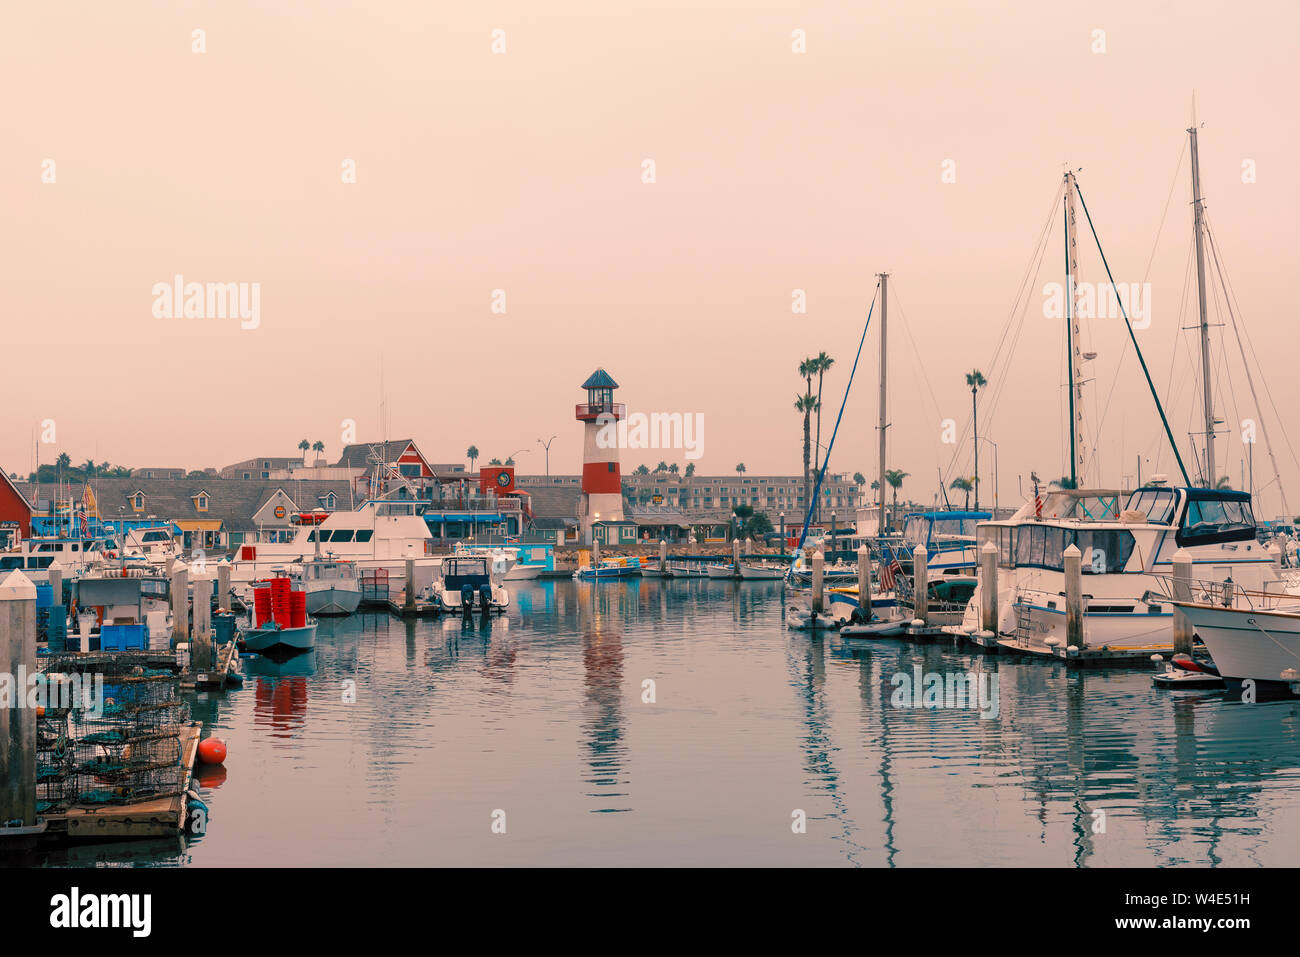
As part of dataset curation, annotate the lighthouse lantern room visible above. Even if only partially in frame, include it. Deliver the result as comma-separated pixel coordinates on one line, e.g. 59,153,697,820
575,369,625,542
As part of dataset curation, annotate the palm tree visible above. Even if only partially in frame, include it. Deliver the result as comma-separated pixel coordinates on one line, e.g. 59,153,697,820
298,439,310,459
467,445,479,471
1215,475,1232,490
735,463,746,474
812,352,834,472
489,457,502,465
795,393,817,513
884,469,909,529
950,476,974,510
81,458,96,477
965,369,987,509
634,464,650,476
55,452,71,471
684,463,695,478
654,461,669,473
312,440,325,462
668,463,679,474
505,456,515,466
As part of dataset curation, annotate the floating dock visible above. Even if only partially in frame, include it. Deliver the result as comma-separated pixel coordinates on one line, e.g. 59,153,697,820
43,722,202,841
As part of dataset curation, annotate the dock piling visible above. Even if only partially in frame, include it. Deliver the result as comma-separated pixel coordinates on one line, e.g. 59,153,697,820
659,539,667,573
979,541,998,635
0,570,37,832
217,559,232,610
1064,543,1082,650
1172,548,1192,655
857,545,871,618
811,550,825,614
192,572,212,672
405,559,416,612
913,544,929,624
170,560,189,645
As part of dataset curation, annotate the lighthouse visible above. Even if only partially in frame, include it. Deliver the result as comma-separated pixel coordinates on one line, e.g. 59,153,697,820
576,369,625,541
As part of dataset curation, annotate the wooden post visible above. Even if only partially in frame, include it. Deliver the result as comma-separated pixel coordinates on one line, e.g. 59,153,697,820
856,545,871,617
1063,543,1082,650
811,550,825,615
1172,548,1192,655
744,536,753,556
0,570,37,830
732,538,741,574
979,541,998,634
217,559,232,611
405,558,416,611
912,544,929,624
659,539,667,573
192,573,212,672
171,560,189,644
48,560,64,609
592,537,600,567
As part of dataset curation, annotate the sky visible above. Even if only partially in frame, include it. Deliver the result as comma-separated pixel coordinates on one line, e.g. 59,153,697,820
5,0,1300,516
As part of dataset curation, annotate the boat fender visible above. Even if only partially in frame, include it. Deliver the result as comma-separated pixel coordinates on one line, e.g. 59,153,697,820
185,796,208,832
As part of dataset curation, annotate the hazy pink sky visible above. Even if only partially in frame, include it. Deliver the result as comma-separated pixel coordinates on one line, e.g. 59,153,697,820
5,1,1299,515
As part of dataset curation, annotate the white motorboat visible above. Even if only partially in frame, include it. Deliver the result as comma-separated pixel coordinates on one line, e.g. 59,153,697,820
737,559,787,580
1173,593,1300,700
948,486,1294,655
301,559,362,616
431,555,509,614
706,562,736,579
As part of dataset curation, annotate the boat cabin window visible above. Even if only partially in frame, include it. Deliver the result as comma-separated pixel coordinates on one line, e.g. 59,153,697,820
1176,491,1256,546
330,530,355,543
354,530,373,542
1125,488,1176,524
1009,525,1135,573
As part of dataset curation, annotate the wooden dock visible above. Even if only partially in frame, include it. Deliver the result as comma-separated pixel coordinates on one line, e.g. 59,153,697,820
184,640,239,690
46,722,202,840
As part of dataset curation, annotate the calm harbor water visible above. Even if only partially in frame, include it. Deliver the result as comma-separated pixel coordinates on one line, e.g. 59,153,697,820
41,579,1300,866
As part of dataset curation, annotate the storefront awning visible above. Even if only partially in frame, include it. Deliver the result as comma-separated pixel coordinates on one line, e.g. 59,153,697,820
175,519,223,532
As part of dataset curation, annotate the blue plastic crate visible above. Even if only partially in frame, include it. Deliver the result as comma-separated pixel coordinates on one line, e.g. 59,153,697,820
99,624,147,651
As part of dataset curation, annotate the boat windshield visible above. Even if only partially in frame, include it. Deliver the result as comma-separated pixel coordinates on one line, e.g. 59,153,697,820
1124,488,1177,524
1176,489,1256,546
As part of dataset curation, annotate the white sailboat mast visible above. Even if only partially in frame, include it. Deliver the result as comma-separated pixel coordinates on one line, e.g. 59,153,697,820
1064,171,1088,486
1189,124,1216,487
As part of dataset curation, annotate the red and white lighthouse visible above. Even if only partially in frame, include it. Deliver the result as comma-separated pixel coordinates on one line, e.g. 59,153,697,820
575,369,624,540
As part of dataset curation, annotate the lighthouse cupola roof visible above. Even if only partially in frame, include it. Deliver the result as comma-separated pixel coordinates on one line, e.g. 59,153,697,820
581,369,619,390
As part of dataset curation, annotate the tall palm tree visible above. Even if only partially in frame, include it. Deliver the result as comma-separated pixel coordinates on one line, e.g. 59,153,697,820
668,463,679,474
735,463,746,474
684,463,695,478
467,445,479,471
884,468,909,530
795,393,817,514
654,460,669,473
812,352,834,472
81,458,96,477
965,369,987,509
298,438,310,459
312,440,325,462
950,476,974,510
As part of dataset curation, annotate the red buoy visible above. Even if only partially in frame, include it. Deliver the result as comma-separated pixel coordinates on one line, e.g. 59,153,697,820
197,737,227,766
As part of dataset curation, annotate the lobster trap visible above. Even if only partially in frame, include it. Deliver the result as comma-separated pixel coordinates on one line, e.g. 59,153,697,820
34,653,190,810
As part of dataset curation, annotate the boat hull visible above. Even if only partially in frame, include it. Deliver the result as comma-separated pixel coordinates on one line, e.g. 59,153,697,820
304,585,361,617
1178,601,1300,699
243,623,317,653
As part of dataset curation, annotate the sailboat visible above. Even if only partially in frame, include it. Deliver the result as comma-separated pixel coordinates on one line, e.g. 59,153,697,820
949,124,1296,657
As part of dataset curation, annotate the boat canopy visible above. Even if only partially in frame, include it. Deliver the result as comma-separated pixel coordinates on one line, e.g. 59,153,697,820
1175,487,1256,546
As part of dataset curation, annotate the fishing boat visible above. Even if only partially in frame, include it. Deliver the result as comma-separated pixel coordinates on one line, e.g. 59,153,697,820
300,559,361,616
573,556,642,581
433,555,509,613
666,560,708,578
243,578,316,653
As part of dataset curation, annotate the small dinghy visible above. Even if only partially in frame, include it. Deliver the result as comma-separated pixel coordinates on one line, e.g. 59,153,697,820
1152,652,1225,689
839,615,910,639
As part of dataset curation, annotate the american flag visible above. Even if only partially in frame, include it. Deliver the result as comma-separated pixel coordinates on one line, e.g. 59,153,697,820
1033,476,1043,519
878,558,902,592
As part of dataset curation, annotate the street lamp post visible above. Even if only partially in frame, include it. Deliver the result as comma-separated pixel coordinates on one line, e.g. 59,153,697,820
538,435,557,479
978,437,999,512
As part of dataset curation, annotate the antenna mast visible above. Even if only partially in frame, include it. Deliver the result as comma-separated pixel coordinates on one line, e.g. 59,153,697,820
1064,171,1087,486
